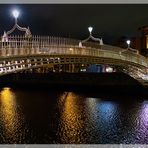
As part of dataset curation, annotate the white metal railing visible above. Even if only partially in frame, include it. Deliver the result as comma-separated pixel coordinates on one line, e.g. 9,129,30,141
0,45,147,68
0,35,80,49
0,35,147,68
0,35,133,51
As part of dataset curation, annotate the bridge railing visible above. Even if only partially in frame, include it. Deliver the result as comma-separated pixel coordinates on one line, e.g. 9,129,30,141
0,35,80,48
0,44,147,68
0,35,130,52
0,35,147,68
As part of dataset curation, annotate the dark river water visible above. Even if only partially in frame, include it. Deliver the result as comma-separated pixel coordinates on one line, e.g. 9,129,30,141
0,87,147,144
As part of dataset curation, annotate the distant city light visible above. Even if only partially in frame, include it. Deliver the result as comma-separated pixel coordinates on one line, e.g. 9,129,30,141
106,67,113,73
88,26,93,34
12,9,19,19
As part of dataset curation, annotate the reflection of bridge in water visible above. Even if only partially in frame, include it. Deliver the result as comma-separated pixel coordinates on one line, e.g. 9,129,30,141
0,9,148,86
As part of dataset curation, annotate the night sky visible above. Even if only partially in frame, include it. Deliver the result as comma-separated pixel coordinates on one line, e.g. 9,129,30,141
0,4,148,45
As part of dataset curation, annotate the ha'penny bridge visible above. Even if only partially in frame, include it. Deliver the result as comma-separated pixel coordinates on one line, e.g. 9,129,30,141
0,9,148,85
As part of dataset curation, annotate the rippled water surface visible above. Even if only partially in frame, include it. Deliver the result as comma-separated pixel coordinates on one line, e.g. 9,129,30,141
0,87,147,144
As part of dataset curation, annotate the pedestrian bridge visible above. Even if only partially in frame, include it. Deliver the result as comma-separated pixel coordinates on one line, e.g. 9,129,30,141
0,35,148,83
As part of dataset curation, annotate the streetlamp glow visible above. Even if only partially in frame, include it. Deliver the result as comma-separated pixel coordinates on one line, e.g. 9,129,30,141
12,9,19,19
126,40,130,45
126,40,131,48
88,26,93,34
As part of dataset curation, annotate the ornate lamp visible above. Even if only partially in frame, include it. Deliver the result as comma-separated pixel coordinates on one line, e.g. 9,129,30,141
2,9,32,42
79,26,103,47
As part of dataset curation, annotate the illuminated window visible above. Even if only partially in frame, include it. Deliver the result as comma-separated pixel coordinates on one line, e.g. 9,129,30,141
146,36,148,49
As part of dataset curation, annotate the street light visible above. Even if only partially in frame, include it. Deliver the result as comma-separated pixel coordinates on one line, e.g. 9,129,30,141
88,26,93,34
12,9,19,19
79,26,103,47
12,9,19,23
126,40,131,49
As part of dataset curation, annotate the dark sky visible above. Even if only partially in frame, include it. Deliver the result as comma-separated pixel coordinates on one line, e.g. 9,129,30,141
0,4,148,44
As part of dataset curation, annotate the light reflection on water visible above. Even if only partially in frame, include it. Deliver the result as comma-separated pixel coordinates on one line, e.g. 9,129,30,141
0,88,147,144
135,101,148,143
84,98,120,143
58,92,86,143
139,101,148,127
0,87,23,143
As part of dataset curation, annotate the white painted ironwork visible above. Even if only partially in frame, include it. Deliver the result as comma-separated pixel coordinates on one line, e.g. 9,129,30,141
2,10,32,42
79,26,103,48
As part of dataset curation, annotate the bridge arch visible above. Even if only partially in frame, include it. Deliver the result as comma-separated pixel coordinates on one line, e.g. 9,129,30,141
0,48,147,80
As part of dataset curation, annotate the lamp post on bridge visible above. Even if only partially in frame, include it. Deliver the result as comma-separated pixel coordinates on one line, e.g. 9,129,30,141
120,39,131,54
88,26,93,35
79,26,103,48
120,39,139,54
126,40,131,49
12,9,20,24
2,9,32,43
126,39,139,54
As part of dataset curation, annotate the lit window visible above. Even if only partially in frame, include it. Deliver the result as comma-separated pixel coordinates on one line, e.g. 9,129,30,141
146,36,148,49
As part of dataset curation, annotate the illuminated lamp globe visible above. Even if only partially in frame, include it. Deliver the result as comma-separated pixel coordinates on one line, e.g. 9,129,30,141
12,9,19,19
88,26,93,34
126,40,131,45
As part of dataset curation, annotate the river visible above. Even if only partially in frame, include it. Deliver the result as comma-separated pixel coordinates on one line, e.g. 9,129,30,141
0,87,147,144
